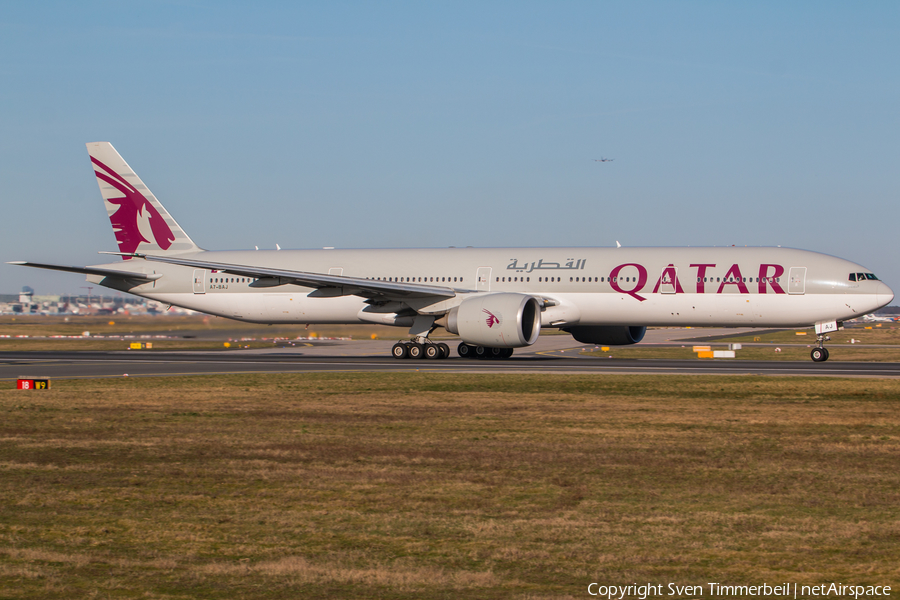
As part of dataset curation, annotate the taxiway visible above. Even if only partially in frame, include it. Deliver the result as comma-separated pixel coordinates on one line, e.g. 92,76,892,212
3,328,899,380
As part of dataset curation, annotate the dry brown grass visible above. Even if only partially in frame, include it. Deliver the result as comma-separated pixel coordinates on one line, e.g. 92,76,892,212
717,324,900,345
0,373,898,598
580,324,900,361
0,314,411,340
582,345,900,362
0,339,322,352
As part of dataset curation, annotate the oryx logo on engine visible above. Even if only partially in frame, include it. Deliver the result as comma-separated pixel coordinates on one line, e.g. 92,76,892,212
483,309,500,328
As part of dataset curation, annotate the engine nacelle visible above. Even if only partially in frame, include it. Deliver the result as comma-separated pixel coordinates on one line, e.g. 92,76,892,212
443,293,541,348
564,325,646,345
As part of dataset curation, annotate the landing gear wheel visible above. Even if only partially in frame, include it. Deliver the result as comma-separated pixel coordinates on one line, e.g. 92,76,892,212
391,342,409,359
811,347,829,362
488,347,505,359
501,348,514,359
474,345,488,359
458,343,474,359
438,343,451,359
408,343,424,359
425,344,441,359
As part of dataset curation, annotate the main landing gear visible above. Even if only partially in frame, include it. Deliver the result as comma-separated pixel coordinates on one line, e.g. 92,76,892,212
457,342,514,360
391,341,451,360
811,333,830,362
391,314,451,359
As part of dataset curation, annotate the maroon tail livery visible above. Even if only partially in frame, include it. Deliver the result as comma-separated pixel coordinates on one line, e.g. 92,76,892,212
86,142,199,259
91,156,175,257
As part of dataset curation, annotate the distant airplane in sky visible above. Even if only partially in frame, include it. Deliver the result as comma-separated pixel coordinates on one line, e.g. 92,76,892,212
594,158,614,162
10,142,895,362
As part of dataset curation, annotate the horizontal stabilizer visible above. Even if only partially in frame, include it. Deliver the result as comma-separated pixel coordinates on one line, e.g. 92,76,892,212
8,261,162,281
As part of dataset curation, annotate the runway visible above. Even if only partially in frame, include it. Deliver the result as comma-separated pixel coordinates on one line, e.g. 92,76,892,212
3,328,898,380
4,348,900,380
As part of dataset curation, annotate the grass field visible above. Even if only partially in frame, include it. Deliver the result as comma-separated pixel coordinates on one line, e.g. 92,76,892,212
581,345,900,362
0,315,434,352
0,314,406,339
717,325,900,345
4,315,900,362
579,325,900,362
1,374,898,598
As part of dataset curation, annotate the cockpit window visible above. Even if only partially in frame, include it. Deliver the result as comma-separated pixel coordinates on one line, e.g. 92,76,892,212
851,272,880,282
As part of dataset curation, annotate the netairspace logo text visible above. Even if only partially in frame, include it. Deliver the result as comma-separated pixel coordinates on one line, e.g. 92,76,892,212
586,582,892,599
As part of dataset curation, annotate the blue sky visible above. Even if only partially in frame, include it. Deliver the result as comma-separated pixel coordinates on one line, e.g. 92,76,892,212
2,1,898,295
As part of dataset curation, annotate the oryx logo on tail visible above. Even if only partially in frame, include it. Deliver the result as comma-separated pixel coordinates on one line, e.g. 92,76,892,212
91,156,175,258
483,309,500,328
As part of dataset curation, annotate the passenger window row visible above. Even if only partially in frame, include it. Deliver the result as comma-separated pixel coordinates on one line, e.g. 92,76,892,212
697,277,780,283
205,273,797,287
211,277,256,284
368,276,462,283
209,276,465,286
491,275,784,285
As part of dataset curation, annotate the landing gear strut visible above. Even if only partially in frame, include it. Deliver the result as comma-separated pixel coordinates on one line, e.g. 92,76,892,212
390,315,450,360
810,321,842,362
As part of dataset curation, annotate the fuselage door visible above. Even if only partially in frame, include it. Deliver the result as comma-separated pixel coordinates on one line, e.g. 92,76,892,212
476,267,492,292
659,266,677,294
328,267,343,276
192,269,206,294
788,267,807,295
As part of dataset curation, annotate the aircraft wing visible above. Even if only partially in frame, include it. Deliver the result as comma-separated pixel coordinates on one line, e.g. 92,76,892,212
113,253,458,300
7,261,163,281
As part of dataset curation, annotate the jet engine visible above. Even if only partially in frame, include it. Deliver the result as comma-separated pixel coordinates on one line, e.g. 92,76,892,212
441,293,541,348
563,325,646,345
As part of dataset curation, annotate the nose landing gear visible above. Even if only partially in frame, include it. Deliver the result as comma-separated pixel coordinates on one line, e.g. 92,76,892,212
811,333,830,362
810,346,829,362
810,321,842,362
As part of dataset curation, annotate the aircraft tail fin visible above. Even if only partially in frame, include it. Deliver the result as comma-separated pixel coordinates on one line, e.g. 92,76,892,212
87,142,201,260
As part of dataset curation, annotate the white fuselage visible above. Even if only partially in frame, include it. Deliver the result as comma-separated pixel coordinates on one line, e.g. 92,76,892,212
89,246,893,330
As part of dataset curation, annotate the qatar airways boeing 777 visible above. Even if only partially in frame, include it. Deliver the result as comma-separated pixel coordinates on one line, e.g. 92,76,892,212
10,142,894,362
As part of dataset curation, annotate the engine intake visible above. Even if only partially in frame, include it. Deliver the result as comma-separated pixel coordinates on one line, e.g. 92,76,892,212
564,325,646,345
443,293,541,348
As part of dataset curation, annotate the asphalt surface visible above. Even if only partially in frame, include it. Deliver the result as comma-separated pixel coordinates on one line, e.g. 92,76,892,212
4,350,900,380
4,328,899,380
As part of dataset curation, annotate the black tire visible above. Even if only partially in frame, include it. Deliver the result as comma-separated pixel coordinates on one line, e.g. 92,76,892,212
408,343,424,359
457,343,473,358
501,348,514,359
438,343,451,359
391,342,409,359
811,347,828,362
474,345,488,359
425,344,440,359
488,347,505,359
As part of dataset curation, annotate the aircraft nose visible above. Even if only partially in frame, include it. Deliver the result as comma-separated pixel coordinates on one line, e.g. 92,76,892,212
878,281,895,307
